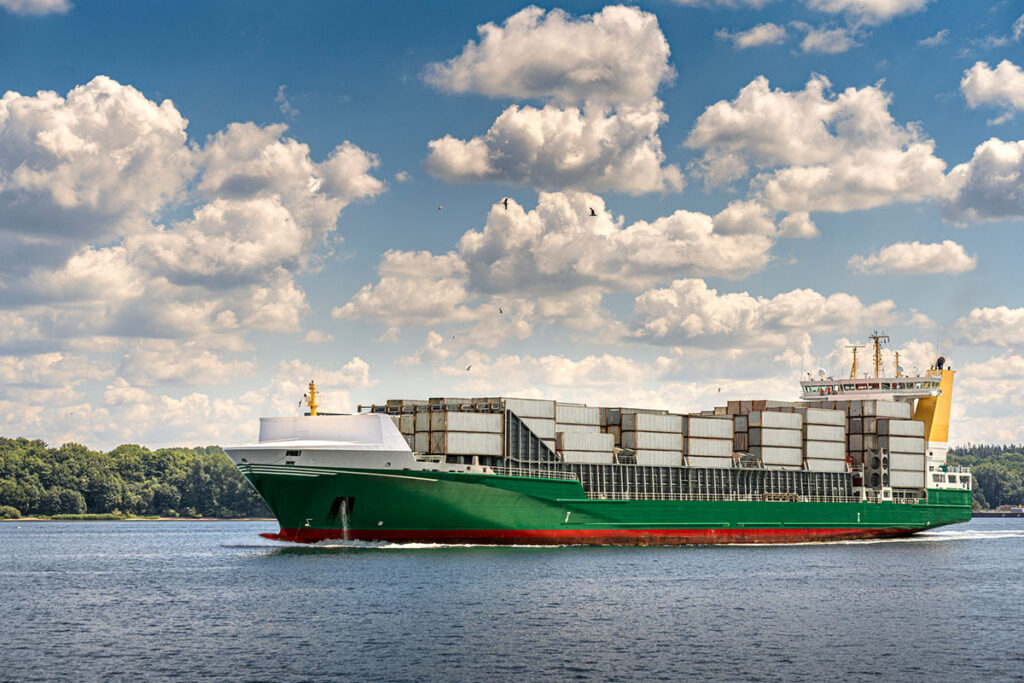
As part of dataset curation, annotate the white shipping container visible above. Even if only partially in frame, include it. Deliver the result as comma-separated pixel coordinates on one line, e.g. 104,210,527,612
891,452,925,471
414,432,429,453
891,470,926,489
635,450,683,466
748,411,803,430
858,400,912,419
555,404,601,426
621,412,683,433
415,412,431,432
684,437,733,458
430,432,503,456
805,458,848,473
621,431,684,451
804,425,845,442
877,419,926,437
403,434,415,450
804,440,846,460
683,416,733,439
556,424,601,435
752,446,803,467
796,407,847,426
430,411,502,433
400,415,415,434
765,400,801,409
734,414,748,432
556,431,614,453
520,417,555,440
687,455,733,468
847,417,862,433
748,427,803,448
561,451,614,465
879,435,925,455
602,408,621,426
848,434,863,451
541,438,556,453
503,398,556,419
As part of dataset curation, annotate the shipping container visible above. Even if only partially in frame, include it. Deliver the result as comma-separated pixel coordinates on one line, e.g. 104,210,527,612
804,458,847,473
687,455,733,468
765,400,801,409
429,411,502,433
748,411,802,430
555,404,601,425
621,431,683,451
607,425,621,445
414,432,429,453
634,450,683,466
876,419,926,437
621,412,683,433
520,417,555,440
851,400,912,419
415,412,431,432
429,431,503,456
733,433,749,451
503,398,556,419
734,414,748,432
556,431,615,453
561,451,614,465
804,440,846,460
557,424,601,435
890,470,926,489
878,435,926,455
748,427,803,448
891,452,925,471
602,408,621,426
804,425,845,442
403,434,415,450
795,407,846,426
683,416,733,439
684,437,733,458
751,445,803,467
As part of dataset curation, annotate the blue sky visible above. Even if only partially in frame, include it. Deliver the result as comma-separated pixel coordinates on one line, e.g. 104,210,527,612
2,0,1024,448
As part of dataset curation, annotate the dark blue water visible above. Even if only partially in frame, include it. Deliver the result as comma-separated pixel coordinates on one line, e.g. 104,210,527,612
1,519,1022,681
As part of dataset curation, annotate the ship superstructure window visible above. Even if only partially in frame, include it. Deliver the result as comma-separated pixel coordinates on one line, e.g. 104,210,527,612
286,450,301,457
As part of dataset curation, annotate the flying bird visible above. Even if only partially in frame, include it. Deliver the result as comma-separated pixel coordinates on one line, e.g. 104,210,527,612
466,365,472,372
437,205,443,211
498,307,503,314
589,207,597,217
502,197,509,210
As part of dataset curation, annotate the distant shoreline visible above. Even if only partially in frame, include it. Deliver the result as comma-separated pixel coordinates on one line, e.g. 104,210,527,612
1,517,275,522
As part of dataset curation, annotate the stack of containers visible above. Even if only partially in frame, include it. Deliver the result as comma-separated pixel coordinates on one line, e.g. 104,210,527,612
878,418,926,488
683,415,734,467
556,431,615,464
428,410,503,458
796,407,847,472
601,408,622,448
390,414,416,450
414,410,430,453
733,414,749,452
747,411,803,469
845,400,912,469
555,403,601,434
621,412,684,466
503,398,556,450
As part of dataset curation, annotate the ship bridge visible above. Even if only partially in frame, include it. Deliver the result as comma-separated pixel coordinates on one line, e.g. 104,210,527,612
799,374,941,402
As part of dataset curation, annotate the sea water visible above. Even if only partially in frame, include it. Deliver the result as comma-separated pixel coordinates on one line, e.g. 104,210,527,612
1,519,1021,681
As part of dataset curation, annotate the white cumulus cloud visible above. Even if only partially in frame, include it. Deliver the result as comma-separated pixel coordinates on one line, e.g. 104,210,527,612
716,23,787,49
961,60,1024,123
943,137,1024,224
0,0,70,15
848,240,977,274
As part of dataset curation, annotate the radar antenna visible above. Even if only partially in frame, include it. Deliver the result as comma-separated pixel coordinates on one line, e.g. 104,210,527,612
868,331,889,378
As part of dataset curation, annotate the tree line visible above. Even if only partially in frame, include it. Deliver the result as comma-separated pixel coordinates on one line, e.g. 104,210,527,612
0,437,269,519
948,445,1024,510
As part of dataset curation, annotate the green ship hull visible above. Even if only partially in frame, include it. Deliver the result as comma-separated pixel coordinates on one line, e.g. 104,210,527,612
242,464,972,545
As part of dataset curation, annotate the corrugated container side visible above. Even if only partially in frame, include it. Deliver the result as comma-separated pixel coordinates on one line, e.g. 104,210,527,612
414,432,429,453
621,431,684,451
891,452,925,471
848,434,863,451
503,398,556,419
797,408,847,426
555,404,601,425
415,412,431,432
607,425,621,445
848,400,864,418
848,417,863,433
400,415,415,434
748,411,803,429
403,434,415,450
860,400,912,419
684,437,733,457
734,414,748,432
635,450,683,466
602,408,621,426
561,451,614,465
519,417,555,440
877,419,926,437
683,416,733,439
621,412,683,433
439,432,503,455
556,424,600,435
687,455,733,468
714,406,728,416
751,446,803,467
804,425,845,442
556,431,615,453
733,433,749,451
891,470,926,489
430,411,502,433
765,400,801,409
878,435,926,455
748,427,802,448
804,458,847,473
804,440,846,460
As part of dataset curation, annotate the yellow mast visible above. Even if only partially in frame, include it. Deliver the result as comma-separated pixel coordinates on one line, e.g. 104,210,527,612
303,380,319,416
894,351,902,378
847,345,864,379
868,332,889,378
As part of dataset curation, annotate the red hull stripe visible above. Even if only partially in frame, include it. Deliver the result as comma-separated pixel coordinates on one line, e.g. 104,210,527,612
260,526,917,545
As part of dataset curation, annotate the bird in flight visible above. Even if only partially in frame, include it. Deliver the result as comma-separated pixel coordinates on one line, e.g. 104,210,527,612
437,205,443,211
589,207,597,217
465,365,472,372
502,197,509,210
498,307,503,314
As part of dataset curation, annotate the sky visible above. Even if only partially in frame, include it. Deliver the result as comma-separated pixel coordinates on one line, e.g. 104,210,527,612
2,0,1024,449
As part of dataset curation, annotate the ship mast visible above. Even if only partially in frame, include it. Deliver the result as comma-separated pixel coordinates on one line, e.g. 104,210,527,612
302,380,319,416
894,351,902,378
869,332,889,378
847,344,865,379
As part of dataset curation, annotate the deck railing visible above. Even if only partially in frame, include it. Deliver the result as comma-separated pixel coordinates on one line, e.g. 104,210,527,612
582,490,923,504
492,467,579,481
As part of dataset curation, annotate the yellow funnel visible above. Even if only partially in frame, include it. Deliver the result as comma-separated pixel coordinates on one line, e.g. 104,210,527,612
912,369,954,442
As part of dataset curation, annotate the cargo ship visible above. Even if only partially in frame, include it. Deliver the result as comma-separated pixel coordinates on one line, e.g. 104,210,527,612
226,334,972,545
